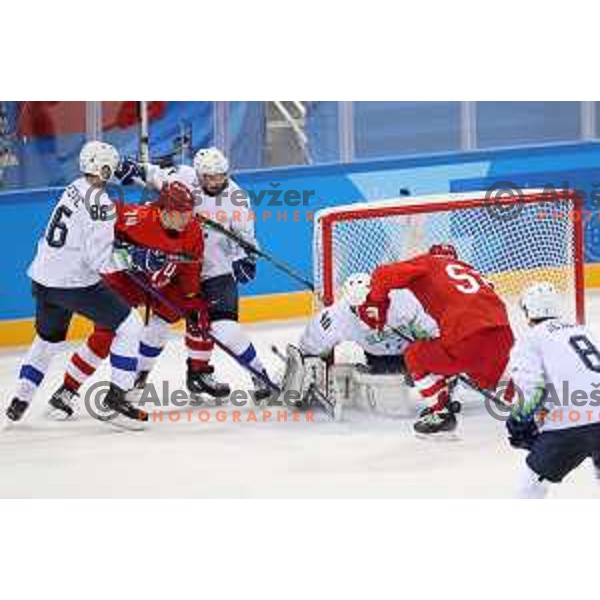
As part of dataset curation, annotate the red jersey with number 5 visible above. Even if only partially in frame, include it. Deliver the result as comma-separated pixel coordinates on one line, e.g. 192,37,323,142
368,254,511,345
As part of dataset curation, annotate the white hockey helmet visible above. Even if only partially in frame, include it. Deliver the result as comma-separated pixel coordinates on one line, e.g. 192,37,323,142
520,282,561,321
193,147,229,176
342,272,372,307
79,141,119,180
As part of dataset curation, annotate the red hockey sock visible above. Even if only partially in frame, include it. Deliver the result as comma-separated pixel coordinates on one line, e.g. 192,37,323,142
412,372,450,411
64,328,113,391
185,332,213,372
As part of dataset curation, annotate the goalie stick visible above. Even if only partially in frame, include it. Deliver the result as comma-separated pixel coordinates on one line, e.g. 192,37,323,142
124,271,281,396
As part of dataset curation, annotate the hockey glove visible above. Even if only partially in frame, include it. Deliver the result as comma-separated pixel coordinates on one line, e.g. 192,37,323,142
357,298,390,331
150,262,177,289
127,246,167,273
114,157,145,186
232,254,257,284
113,244,165,273
506,413,539,450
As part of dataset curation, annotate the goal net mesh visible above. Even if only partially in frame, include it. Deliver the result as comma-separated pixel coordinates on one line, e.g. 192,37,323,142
313,190,583,332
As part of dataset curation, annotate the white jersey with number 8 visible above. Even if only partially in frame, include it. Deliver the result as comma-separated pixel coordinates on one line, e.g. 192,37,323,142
509,318,600,431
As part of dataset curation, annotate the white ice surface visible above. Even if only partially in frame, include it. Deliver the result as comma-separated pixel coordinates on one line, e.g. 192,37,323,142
2,295,600,499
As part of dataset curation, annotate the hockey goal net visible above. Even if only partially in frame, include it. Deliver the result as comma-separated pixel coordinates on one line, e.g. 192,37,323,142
313,189,585,328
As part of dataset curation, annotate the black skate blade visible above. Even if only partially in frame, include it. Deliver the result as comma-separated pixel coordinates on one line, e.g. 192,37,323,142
46,407,78,422
413,427,461,442
194,395,230,407
96,413,147,432
2,419,18,431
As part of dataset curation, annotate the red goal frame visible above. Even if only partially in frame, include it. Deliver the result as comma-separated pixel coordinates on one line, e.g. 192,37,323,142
317,189,585,323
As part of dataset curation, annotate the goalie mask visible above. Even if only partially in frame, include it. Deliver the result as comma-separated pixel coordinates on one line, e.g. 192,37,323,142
79,141,119,181
342,272,372,307
193,147,229,197
520,282,561,321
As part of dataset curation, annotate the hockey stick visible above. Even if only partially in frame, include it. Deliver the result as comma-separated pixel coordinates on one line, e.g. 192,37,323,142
138,101,150,167
122,158,317,294
199,215,316,292
123,271,281,395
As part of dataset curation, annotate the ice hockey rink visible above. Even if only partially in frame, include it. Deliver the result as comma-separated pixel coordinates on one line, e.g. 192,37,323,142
2,294,600,500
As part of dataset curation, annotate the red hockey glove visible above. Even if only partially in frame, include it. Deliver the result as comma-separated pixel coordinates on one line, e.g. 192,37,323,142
358,298,389,331
150,262,178,289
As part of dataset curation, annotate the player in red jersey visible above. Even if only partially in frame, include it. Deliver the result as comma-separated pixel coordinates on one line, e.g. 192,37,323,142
46,181,206,419
359,244,515,435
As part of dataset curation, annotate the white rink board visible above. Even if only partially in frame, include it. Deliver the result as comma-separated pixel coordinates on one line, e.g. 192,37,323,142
1,293,600,499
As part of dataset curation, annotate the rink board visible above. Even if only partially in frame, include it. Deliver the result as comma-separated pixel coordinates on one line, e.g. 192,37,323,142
3,141,600,346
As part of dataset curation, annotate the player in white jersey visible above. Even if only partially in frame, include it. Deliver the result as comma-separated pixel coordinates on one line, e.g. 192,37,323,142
506,282,600,498
300,273,438,369
279,273,438,415
5,141,148,427
117,148,272,401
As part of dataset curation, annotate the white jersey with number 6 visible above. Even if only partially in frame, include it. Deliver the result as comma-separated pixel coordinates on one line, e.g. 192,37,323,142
509,318,600,431
28,177,118,288
299,290,439,357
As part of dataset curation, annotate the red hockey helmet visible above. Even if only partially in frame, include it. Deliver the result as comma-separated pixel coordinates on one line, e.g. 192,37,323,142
157,181,195,231
158,181,196,213
429,243,458,259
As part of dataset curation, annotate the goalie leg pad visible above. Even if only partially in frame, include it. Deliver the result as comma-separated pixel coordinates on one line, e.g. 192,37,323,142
279,344,306,407
279,345,335,417
349,365,415,418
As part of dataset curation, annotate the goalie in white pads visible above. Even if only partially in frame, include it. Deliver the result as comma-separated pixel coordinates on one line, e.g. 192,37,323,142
506,282,600,498
282,273,438,417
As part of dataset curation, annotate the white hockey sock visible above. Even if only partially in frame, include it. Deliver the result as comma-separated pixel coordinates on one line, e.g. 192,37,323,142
211,320,266,375
516,464,549,499
138,314,169,373
15,336,62,404
109,311,143,390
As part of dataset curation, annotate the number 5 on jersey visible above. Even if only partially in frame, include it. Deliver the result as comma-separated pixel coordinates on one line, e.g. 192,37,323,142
445,263,491,294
